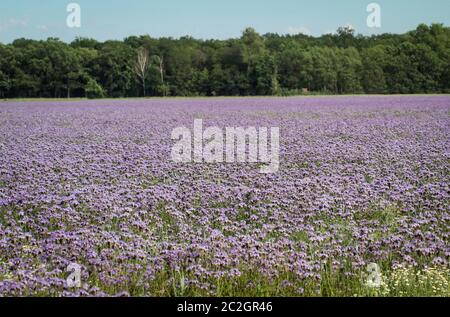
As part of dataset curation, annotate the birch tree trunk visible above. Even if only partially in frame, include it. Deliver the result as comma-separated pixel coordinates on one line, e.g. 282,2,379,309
134,47,150,97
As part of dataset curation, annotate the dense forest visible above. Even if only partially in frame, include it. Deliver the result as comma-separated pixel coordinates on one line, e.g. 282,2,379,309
0,23,449,98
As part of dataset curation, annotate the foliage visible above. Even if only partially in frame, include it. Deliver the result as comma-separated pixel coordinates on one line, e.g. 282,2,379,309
0,24,449,98
85,78,106,99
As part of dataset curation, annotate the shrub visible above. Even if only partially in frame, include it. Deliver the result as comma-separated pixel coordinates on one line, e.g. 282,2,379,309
85,78,106,99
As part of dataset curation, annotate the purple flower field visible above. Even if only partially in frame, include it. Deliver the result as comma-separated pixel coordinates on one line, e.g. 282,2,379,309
0,96,449,297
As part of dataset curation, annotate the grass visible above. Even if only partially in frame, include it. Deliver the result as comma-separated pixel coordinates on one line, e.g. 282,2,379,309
0,98,87,102
1,260,447,297
83,264,450,297
1,94,449,103
1,203,448,297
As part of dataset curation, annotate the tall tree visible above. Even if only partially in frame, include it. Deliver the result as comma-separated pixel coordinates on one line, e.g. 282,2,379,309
0,24,449,98
152,54,167,96
134,47,150,96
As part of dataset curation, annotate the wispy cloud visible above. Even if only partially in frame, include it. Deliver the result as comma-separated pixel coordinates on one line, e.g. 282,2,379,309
287,26,312,36
0,18,29,32
37,25,48,31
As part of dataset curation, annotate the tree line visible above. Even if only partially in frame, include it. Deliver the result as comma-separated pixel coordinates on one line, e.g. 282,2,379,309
0,23,449,99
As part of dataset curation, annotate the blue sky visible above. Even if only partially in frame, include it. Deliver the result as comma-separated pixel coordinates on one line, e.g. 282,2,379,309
0,0,449,43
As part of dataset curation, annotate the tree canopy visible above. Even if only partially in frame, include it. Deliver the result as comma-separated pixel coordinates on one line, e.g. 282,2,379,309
0,24,449,98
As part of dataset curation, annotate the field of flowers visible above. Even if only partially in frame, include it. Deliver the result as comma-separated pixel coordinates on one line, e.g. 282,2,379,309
0,96,449,297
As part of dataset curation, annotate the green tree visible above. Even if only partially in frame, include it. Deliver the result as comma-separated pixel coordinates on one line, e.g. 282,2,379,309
361,46,388,94
93,41,135,97
0,24,449,97
310,47,338,93
336,48,363,94
85,78,106,99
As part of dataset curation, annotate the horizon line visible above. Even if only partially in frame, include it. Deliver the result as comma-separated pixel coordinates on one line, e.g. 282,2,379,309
1,22,448,44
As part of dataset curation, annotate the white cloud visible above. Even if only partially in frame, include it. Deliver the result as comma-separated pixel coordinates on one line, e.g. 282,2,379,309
343,23,356,32
37,25,48,31
0,17,28,33
287,26,311,36
8,18,28,27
